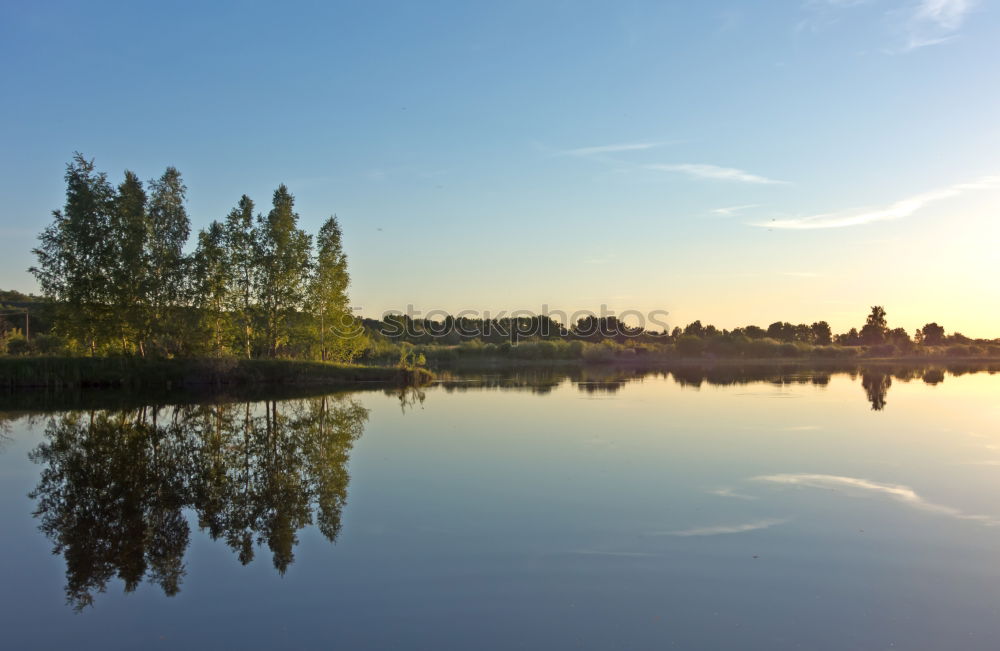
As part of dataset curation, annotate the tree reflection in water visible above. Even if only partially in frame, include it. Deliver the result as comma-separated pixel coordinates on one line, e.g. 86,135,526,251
29,396,368,610
861,372,892,411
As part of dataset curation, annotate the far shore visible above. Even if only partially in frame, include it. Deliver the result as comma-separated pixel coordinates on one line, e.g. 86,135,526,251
429,354,1000,369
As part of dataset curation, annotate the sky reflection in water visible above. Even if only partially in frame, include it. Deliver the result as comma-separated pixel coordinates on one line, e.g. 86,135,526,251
1,365,1000,650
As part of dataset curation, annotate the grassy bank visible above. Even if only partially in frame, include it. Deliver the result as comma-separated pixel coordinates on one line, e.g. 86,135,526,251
0,356,433,390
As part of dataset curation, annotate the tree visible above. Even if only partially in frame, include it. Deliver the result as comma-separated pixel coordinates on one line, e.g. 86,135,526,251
766,321,795,342
191,221,230,355
792,323,813,343
223,195,259,357
859,306,888,345
309,216,355,361
948,331,971,344
256,185,312,357
110,170,150,354
836,328,861,346
146,167,191,352
887,327,913,352
30,154,117,354
683,320,705,338
919,322,945,346
810,321,832,345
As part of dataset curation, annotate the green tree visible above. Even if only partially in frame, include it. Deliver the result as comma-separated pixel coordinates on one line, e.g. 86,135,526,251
919,322,945,346
683,320,705,338
256,185,312,357
766,321,796,342
888,327,912,353
30,154,117,354
146,167,191,353
110,170,150,354
309,215,357,361
223,195,259,358
859,306,888,345
792,323,813,343
810,321,832,345
191,221,230,355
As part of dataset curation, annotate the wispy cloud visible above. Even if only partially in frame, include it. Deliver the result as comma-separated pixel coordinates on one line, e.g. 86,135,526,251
712,204,760,217
558,142,665,157
796,0,871,35
654,518,788,537
709,487,759,500
752,174,1000,230
754,473,999,525
904,0,976,50
649,164,787,185
569,550,659,557
801,0,976,52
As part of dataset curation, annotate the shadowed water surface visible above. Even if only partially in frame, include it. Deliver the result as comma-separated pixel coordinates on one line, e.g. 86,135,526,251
1,365,999,649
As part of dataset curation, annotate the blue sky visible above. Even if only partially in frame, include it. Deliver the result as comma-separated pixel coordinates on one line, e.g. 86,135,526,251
2,0,998,335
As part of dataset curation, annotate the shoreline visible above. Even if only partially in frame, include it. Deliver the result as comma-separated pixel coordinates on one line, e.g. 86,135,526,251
1,354,995,392
0,357,433,390
429,354,1000,370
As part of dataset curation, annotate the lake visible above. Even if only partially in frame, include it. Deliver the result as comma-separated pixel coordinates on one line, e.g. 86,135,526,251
1,364,999,650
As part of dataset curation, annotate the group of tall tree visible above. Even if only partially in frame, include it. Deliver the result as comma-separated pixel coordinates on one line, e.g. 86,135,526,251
31,154,359,359
835,307,962,348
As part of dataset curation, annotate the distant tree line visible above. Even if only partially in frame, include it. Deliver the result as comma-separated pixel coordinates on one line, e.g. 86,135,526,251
27,154,358,360
359,305,990,352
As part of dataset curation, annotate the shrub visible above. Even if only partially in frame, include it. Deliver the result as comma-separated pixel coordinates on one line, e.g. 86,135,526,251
945,344,971,357
778,342,800,358
674,335,705,357
743,338,782,358
705,336,742,357
566,340,584,358
5,335,30,356
28,334,64,355
865,343,896,357
582,341,618,362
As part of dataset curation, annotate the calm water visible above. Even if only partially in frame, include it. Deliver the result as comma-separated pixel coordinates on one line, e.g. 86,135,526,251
1,365,1000,650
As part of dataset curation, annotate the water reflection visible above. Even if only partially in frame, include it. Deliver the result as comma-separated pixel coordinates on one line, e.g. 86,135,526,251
861,372,891,411
28,396,368,610
434,362,998,408
9,361,1000,612
387,386,426,412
